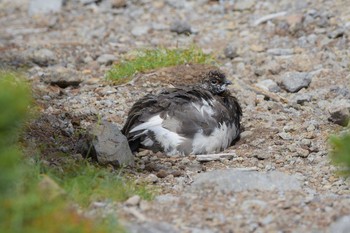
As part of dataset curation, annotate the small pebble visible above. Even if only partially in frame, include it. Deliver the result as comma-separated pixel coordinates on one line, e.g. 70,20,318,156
125,195,141,206
156,170,168,178
145,174,159,183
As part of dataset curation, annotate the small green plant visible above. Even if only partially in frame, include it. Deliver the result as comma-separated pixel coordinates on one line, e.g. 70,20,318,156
46,158,153,207
107,46,215,84
330,132,350,176
0,70,152,233
0,70,32,197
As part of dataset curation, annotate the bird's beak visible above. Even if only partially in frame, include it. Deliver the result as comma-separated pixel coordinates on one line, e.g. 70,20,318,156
225,80,232,85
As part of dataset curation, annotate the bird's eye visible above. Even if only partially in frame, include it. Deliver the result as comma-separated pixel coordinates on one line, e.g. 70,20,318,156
211,80,218,84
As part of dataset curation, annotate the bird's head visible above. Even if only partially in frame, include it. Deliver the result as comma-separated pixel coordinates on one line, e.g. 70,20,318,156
200,70,232,95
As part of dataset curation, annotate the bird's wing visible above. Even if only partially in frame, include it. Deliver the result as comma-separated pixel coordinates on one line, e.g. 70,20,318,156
124,88,224,137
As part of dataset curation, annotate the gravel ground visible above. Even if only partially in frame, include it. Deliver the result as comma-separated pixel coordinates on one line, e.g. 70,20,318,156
1,0,350,232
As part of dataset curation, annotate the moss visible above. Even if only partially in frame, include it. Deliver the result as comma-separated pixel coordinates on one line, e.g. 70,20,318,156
107,46,216,84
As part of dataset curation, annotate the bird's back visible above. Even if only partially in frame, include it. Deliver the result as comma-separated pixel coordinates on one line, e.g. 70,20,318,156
122,86,242,156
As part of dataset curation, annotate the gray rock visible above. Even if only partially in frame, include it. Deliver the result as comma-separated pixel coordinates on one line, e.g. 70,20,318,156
28,0,63,15
330,86,350,98
41,67,82,88
126,221,180,233
191,169,301,192
80,0,97,5
234,0,255,11
281,72,312,93
125,195,141,206
189,228,216,233
96,54,117,65
170,21,192,34
307,34,318,44
328,28,345,39
267,48,294,56
296,147,310,158
278,132,293,140
165,0,189,9
145,174,159,183
131,25,150,37
240,130,253,140
155,194,179,204
152,23,169,31
31,48,57,66
328,99,350,126
224,44,238,59
254,152,270,160
328,215,350,233
255,79,280,93
266,60,282,75
111,0,127,8
292,93,312,105
82,121,134,167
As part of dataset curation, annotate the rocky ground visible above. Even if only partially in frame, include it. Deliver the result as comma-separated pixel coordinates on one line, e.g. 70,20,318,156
1,0,350,232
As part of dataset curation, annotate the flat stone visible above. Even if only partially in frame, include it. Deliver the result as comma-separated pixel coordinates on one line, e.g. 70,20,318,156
31,48,57,66
278,132,293,140
126,221,180,233
266,60,282,75
145,174,159,183
41,67,82,88
281,72,312,93
292,93,312,105
234,0,255,11
240,130,253,140
328,99,350,126
125,195,141,206
28,0,63,15
131,25,150,37
255,79,280,93
96,54,117,65
111,0,127,8
170,20,192,34
80,0,97,5
191,169,301,193
328,28,345,39
78,121,134,167
267,48,294,56
328,215,350,233
155,194,179,204
224,44,238,59
250,44,266,52
156,170,168,178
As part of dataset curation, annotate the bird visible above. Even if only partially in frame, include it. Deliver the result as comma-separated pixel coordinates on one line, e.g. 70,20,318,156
121,70,242,156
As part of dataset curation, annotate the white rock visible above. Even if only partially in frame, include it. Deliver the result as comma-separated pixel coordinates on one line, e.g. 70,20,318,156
28,0,63,15
125,195,141,206
131,25,150,37
97,54,117,65
256,79,280,93
145,174,159,183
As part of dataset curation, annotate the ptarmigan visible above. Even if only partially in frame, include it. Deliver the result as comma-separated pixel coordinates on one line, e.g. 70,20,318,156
122,70,242,156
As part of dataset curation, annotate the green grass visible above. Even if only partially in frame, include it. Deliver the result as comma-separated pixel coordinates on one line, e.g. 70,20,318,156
45,158,153,207
330,132,350,176
107,46,215,84
2,158,126,233
0,70,153,233
0,70,32,196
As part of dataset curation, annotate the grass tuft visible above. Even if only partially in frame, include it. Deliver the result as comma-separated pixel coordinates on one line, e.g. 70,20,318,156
330,132,350,176
107,46,215,84
0,70,153,233
46,158,154,207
